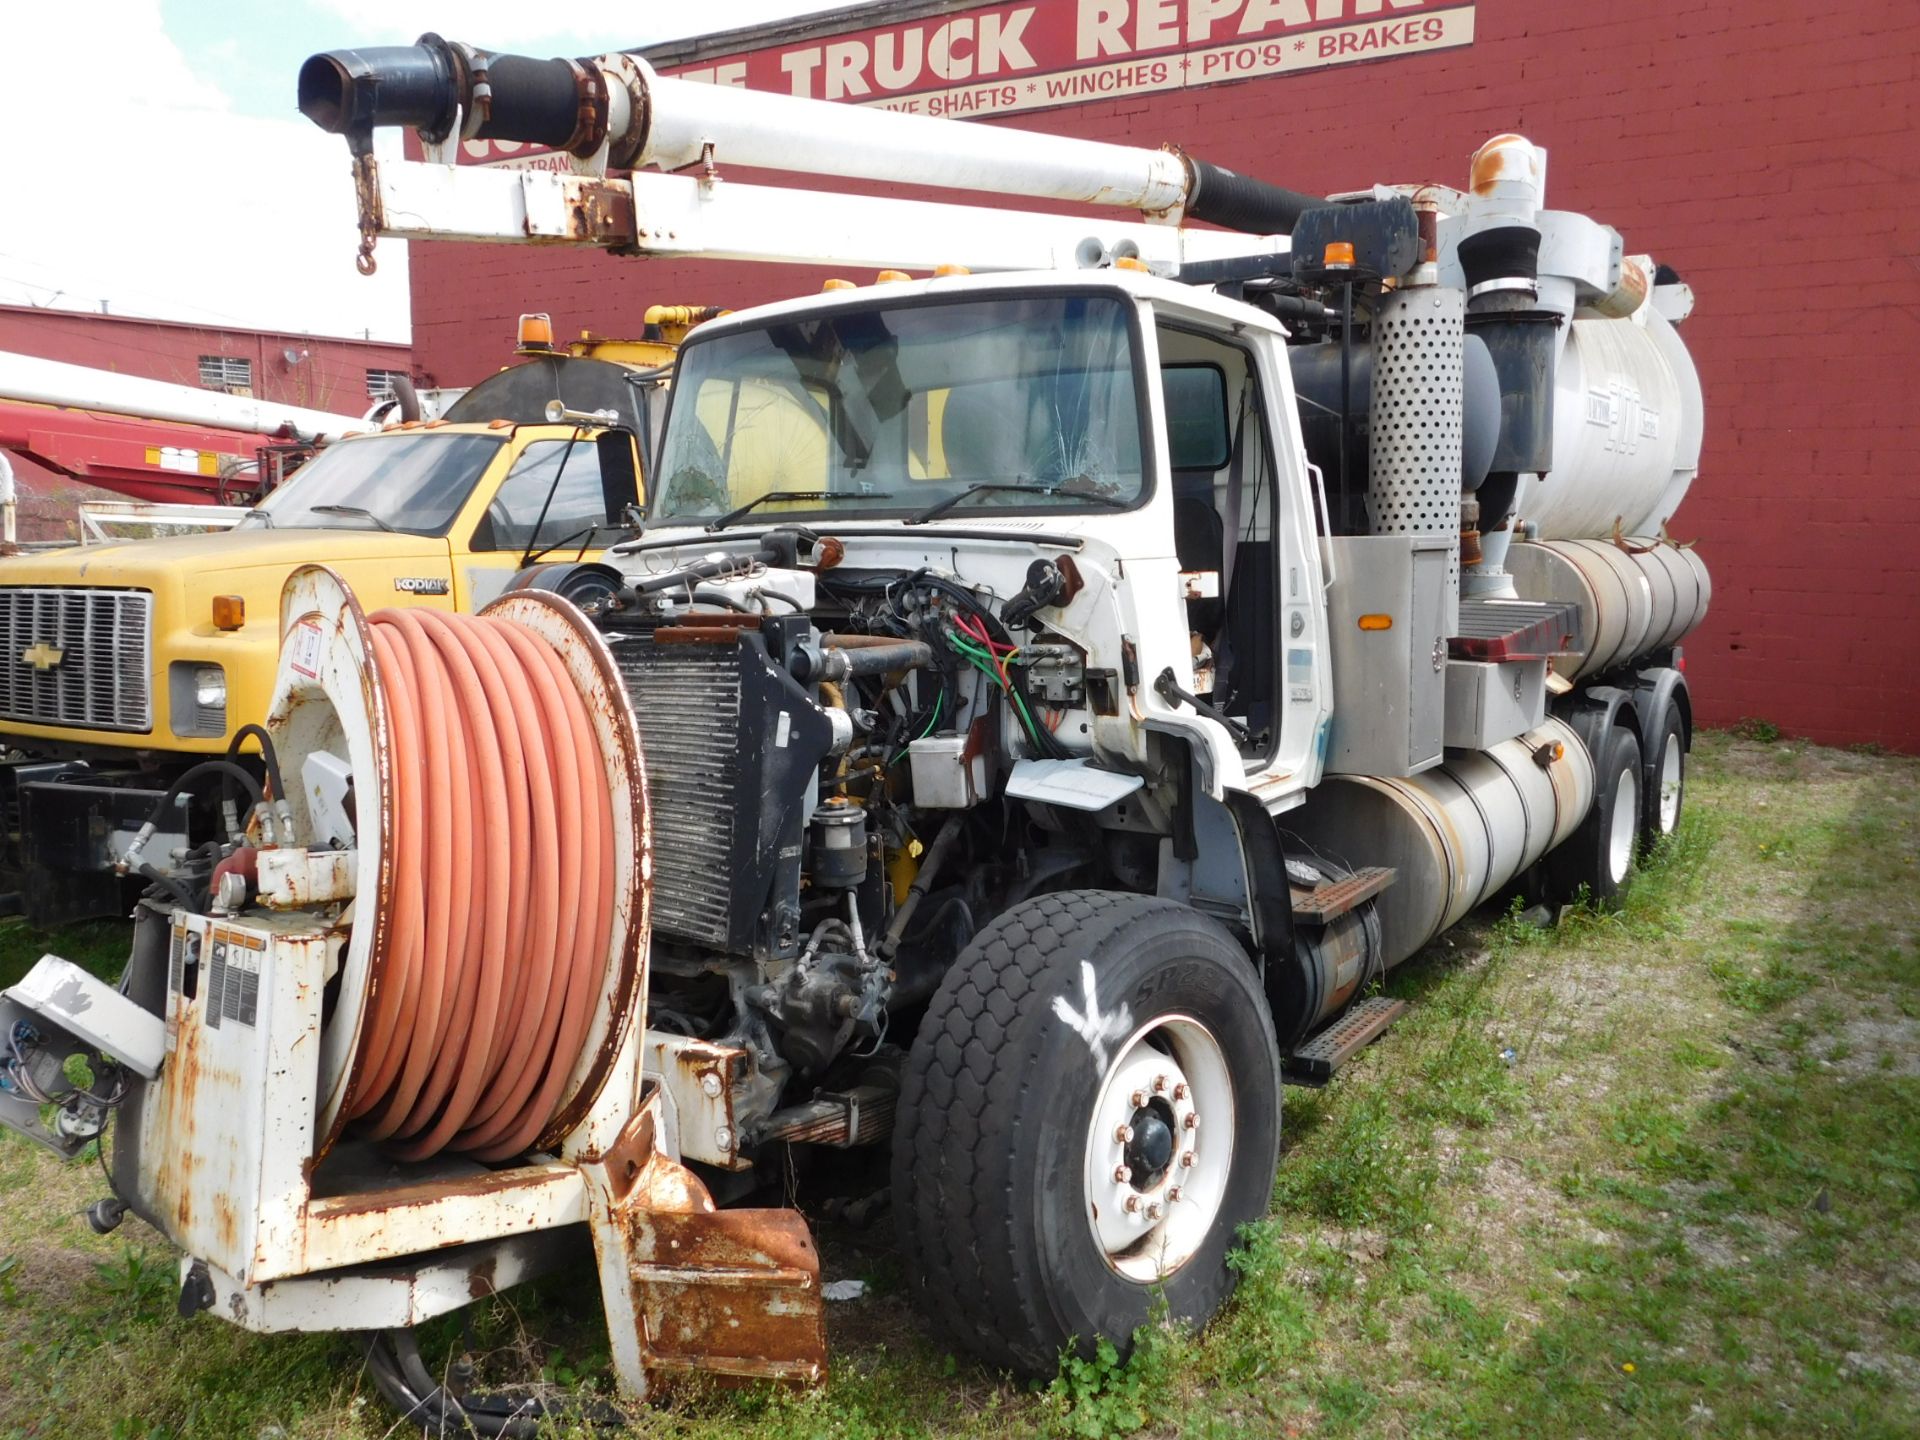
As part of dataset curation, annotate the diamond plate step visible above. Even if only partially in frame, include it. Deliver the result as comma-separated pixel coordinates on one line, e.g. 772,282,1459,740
1291,866,1395,924
1283,996,1408,1087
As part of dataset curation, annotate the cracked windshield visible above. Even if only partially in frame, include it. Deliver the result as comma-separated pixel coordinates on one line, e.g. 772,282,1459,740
652,293,1146,523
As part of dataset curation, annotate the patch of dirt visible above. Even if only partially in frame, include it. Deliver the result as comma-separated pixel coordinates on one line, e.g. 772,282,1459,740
1826,1016,1920,1079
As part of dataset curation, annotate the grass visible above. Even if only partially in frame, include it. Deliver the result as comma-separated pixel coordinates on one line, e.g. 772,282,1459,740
2,730,1916,1437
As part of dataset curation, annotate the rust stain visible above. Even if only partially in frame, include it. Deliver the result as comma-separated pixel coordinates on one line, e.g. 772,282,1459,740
1470,134,1528,196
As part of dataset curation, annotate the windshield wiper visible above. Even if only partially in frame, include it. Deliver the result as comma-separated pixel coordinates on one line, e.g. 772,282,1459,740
905,481,1128,525
704,490,893,531
309,504,396,532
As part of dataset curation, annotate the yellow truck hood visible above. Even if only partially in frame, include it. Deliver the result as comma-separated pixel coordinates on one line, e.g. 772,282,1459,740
0,527,448,588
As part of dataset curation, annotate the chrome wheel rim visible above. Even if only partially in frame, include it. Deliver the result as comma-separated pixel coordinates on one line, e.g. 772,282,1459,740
1658,732,1683,833
1609,762,1640,884
1082,1013,1235,1281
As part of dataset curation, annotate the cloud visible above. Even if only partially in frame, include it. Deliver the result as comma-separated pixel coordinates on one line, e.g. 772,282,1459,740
0,0,410,341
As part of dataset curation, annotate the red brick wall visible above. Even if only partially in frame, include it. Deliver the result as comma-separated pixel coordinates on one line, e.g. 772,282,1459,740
407,0,1920,750
0,307,411,418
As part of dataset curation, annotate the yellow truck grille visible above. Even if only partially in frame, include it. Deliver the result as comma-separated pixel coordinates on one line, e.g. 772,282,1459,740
0,587,153,733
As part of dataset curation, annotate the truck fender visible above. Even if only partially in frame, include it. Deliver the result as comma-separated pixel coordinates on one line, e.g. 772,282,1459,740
1552,681,1640,766
1624,664,1691,749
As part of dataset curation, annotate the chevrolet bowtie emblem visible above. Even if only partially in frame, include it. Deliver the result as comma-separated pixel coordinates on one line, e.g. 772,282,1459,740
21,643,63,671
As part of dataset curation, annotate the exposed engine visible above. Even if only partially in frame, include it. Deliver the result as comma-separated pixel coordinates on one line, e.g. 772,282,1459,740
590,528,1104,1151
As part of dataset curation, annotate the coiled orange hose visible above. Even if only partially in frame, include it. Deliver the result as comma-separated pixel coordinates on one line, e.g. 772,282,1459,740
347,608,614,1162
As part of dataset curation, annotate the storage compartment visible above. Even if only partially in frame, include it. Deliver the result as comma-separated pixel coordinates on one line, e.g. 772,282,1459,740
1444,657,1547,749
1323,535,1452,778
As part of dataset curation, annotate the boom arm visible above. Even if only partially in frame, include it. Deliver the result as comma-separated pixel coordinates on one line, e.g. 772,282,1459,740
299,37,1317,275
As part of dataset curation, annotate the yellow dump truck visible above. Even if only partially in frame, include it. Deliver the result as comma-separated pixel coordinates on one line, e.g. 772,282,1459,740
0,320,699,919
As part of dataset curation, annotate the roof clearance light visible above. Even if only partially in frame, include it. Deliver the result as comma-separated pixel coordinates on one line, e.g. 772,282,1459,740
1114,256,1151,273
1358,613,1393,631
212,595,245,631
516,313,555,351
875,270,912,284
823,278,857,291
934,264,971,277
1323,242,1357,269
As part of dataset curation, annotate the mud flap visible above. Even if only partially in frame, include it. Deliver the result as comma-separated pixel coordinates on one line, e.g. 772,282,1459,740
579,1097,827,1397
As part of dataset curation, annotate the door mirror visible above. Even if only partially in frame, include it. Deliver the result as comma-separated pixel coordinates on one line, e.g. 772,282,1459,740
597,429,642,523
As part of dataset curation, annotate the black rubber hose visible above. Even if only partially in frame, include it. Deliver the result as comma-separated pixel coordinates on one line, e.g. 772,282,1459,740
823,640,933,680
1185,157,1324,237
298,41,462,138
135,760,264,840
227,724,285,807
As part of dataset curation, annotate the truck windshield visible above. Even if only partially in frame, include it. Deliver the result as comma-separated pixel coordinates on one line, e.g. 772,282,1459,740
242,432,506,536
651,293,1147,525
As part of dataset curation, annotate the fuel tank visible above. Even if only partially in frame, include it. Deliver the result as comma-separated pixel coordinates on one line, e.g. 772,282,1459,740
1506,537,1711,680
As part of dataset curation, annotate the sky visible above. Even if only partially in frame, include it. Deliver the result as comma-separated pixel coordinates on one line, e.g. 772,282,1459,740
0,0,841,344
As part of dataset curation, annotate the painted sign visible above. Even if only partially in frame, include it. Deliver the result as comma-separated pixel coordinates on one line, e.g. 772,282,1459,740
458,0,1475,166
674,0,1476,117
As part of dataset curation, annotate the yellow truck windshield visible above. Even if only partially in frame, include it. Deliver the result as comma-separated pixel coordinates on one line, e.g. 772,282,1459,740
243,432,506,537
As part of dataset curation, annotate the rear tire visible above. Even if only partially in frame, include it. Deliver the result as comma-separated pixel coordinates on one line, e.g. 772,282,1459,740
1642,700,1687,844
892,890,1281,1377
1545,724,1643,906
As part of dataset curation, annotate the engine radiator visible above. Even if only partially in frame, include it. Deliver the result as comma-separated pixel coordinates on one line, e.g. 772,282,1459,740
606,628,743,950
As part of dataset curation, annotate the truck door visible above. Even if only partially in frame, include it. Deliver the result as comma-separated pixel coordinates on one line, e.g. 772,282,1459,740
456,433,640,609
1155,319,1331,801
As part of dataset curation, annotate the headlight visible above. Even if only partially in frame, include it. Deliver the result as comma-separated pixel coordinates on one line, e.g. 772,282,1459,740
194,666,226,710
169,661,228,738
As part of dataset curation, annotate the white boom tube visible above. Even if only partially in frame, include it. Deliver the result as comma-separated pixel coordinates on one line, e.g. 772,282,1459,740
637,65,1192,216
375,162,1283,273
0,350,370,442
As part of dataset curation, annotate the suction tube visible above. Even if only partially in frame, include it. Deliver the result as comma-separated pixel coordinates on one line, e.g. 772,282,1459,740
299,37,1325,234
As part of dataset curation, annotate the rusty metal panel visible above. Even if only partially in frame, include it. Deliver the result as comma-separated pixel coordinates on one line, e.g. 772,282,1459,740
628,1209,828,1385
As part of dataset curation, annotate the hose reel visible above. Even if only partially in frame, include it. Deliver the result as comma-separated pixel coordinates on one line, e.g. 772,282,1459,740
270,565,650,1162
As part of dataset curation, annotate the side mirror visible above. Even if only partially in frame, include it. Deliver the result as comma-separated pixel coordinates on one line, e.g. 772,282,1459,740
597,429,641,525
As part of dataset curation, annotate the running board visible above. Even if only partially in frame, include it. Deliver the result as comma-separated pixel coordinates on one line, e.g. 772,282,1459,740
1283,997,1408,1086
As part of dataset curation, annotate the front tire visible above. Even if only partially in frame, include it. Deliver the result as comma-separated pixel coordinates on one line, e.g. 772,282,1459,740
892,890,1281,1376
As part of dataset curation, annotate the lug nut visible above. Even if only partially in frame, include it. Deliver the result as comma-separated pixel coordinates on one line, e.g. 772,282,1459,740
1113,1164,1132,1184
1124,1196,1141,1214
1183,1113,1199,1131
1180,1151,1197,1169
1172,1082,1188,1102
1145,1202,1162,1220
1130,1089,1147,1108
1114,1124,1133,1144
1152,1074,1168,1094
1167,1186,1183,1204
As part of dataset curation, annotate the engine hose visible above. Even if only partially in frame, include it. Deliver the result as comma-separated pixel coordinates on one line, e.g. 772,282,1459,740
345,608,614,1162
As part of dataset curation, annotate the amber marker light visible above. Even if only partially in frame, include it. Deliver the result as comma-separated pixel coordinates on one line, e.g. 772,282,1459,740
1357,613,1393,631
1323,241,1356,269
516,312,555,351
212,595,246,631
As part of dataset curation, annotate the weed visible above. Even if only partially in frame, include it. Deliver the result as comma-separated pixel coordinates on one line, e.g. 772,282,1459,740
1043,1324,1187,1439
92,1246,172,1321
1731,716,1784,743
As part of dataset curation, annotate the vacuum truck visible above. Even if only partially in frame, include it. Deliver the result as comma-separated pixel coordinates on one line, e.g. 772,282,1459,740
0,33,1708,1425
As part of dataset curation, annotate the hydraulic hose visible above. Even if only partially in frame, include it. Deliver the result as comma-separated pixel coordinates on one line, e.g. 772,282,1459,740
346,609,615,1162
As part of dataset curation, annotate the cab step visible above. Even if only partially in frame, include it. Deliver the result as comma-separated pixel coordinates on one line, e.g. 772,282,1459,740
1291,865,1394,924
1283,996,1408,1086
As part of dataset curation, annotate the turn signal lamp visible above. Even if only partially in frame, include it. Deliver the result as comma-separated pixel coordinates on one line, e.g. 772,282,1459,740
876,269,912,284
1357,613,1393,631
212,595,245,631
823,278,857,291
516,312,555,352
1323,241,1356,269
